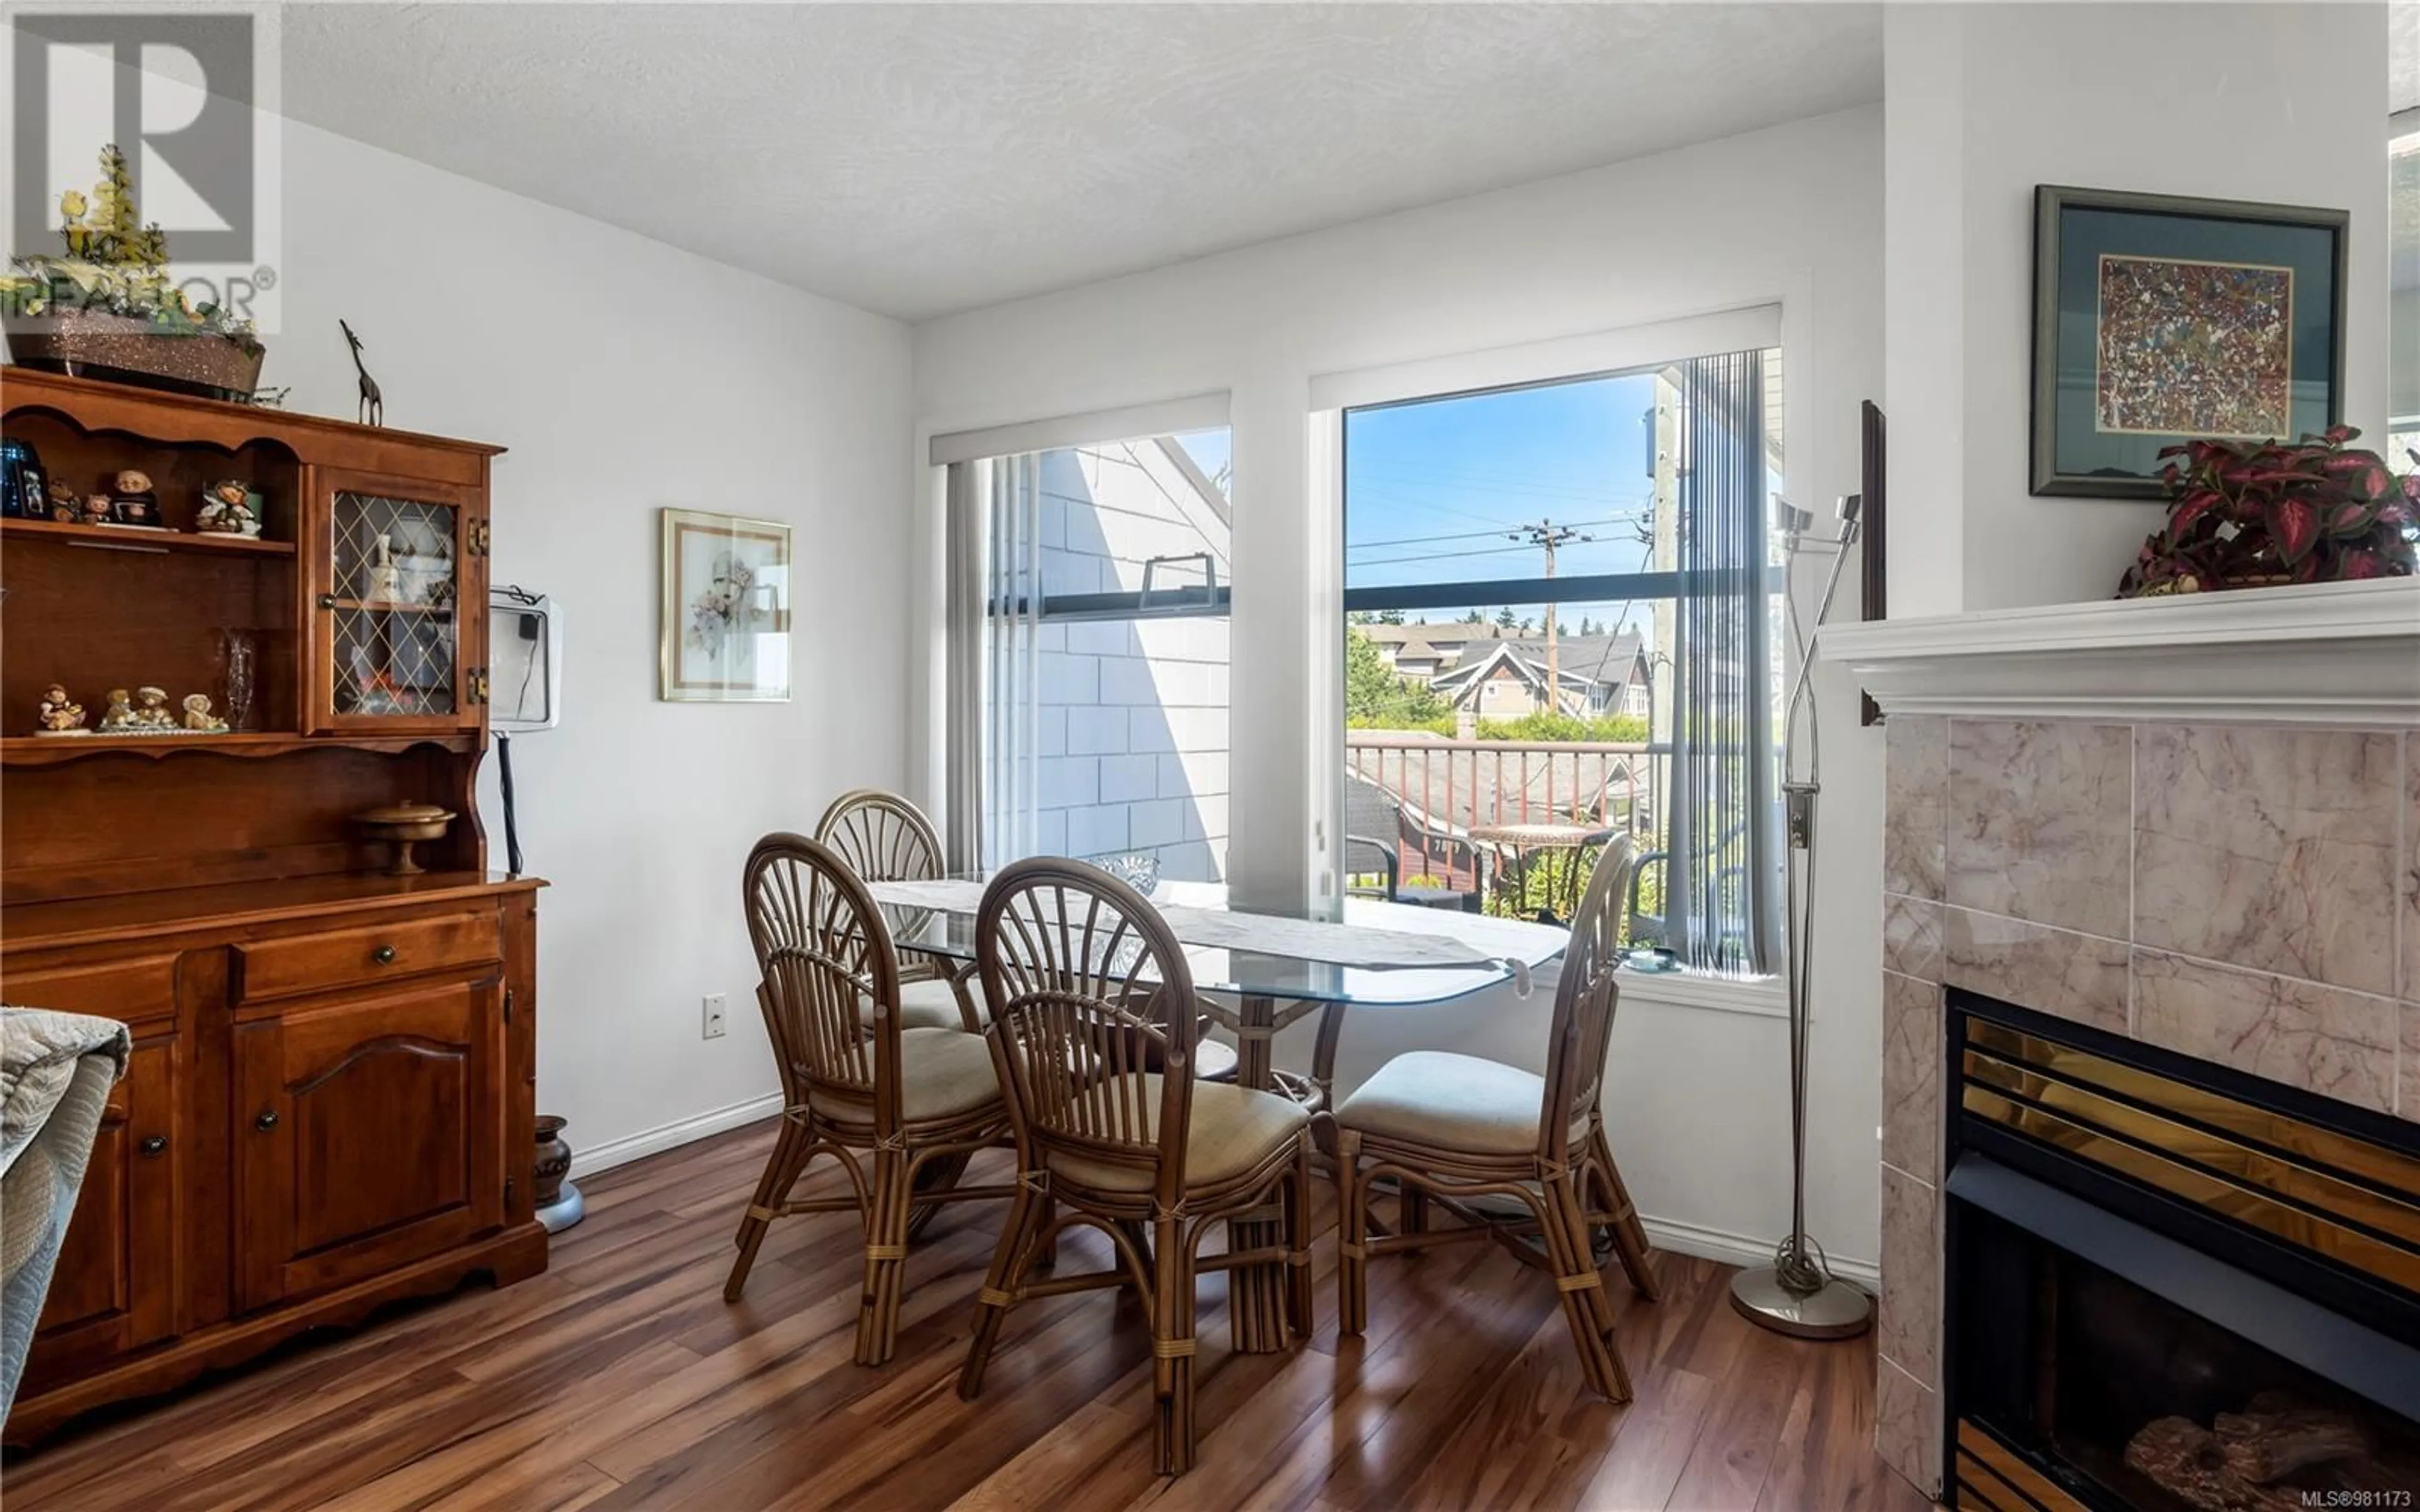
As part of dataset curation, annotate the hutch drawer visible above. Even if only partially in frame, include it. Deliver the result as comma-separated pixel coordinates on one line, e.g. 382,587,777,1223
1,953,180,1030
233,909,502,1002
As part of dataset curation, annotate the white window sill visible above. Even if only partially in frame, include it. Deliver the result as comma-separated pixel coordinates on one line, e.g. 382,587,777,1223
1613,964,1789,1019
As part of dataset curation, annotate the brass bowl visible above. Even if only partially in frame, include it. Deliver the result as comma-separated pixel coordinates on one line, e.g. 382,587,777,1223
353,803,456,877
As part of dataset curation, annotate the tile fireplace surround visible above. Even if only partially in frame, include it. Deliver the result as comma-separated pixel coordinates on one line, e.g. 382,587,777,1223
1823,578,2420,1499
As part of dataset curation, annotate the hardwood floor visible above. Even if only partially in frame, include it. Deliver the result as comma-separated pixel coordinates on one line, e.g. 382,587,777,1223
4,1120,1934,1511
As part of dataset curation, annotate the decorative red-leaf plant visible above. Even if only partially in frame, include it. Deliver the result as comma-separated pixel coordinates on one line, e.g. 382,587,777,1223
2118,427,2419,597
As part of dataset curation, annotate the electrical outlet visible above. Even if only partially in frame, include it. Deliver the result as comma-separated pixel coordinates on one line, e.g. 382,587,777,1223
701,993,727,1040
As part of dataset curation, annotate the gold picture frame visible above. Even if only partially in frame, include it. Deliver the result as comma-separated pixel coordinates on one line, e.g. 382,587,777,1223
659,507,792,702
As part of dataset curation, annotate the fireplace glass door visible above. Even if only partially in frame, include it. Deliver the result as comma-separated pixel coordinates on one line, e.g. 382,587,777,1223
1954,1203,2420,1511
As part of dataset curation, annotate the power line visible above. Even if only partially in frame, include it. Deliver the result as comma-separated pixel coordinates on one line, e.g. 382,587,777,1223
1345,512,1640,553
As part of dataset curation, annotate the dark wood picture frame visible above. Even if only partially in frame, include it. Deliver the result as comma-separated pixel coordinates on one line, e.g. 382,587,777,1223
2030,185,2349,500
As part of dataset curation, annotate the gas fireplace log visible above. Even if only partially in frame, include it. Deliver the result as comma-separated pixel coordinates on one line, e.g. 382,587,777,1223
2123,1418,2309,1512
2212,1404,2371,1484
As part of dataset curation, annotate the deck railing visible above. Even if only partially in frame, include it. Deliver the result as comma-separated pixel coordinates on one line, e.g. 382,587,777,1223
1344,734,1662,890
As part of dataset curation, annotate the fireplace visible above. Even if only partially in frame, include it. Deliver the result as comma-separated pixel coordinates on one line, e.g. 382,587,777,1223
1944,990,2420,1512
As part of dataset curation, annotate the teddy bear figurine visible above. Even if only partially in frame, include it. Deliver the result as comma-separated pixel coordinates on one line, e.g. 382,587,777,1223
180,693,229,733
97,688,137,733
132,685,175,730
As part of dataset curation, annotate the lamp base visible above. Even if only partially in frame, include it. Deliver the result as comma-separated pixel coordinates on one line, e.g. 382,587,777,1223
1728,1265,1873,1340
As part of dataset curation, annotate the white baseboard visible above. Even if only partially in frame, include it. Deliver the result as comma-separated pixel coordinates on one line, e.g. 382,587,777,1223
575,1092,783,1176
1640,1214,1881,1290
570,1100,1886,1295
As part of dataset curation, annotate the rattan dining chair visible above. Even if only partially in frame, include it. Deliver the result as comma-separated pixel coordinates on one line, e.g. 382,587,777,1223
815,789,984,1033
725,833,1017,1365
957,858,1315,1476
1332,835,1659,1402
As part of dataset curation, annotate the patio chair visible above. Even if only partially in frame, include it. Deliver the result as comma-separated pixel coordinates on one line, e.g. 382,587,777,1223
1342,770,1482,913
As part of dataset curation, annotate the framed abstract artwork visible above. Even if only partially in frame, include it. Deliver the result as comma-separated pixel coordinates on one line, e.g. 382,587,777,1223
659,507,792,702
2031,185,2347,498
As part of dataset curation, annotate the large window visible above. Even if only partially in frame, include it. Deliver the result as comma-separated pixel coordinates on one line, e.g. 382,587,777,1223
1342,352,1784,976
965,430,1233,881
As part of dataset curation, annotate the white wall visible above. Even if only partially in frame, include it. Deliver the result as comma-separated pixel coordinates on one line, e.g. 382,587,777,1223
913,106,1891,1273
261,120,914,1166
1887,1,2393,616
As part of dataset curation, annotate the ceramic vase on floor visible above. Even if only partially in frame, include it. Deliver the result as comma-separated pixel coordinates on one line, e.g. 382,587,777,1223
534,1114,584,1233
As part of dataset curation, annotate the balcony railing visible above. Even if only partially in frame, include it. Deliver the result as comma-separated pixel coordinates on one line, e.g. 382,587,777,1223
1344,733,1661,891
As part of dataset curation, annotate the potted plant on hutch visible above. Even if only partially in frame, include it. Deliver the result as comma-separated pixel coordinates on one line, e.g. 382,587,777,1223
1,144,265,401
2119,427,2418,597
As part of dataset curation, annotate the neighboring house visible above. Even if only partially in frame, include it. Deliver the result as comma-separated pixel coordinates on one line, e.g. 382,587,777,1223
1023,438,1233,882
1361,623,1649,719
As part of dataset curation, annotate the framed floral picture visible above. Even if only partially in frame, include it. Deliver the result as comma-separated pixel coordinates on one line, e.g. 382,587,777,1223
2031,185,2348,498
660,507,792,702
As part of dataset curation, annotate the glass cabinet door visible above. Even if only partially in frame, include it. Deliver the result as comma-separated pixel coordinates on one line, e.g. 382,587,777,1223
315,480,480,730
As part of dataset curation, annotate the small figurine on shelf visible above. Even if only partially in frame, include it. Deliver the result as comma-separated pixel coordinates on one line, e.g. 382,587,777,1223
97,687,137,733
180,693,228,733
81,493,113,525
365,532,403,603
197,479,263,537
33,684,89,736
109,469,163,529
48,480,79,522
132,685,175,730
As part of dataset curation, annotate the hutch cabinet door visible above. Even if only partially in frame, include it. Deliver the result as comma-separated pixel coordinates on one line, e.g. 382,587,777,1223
24,1040,180,1385
234,976,506,1309
304,468,489,736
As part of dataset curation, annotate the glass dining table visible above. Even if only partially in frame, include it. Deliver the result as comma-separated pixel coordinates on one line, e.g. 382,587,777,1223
876,873,1572,1353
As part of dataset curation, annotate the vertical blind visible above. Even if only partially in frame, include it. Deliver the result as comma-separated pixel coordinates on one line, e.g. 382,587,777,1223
1664,350,1780,975
977,455,1045,869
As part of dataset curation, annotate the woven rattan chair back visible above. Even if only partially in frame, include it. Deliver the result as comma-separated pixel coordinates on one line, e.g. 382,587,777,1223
815,788,948,939
1537,835,1636,1165
974,857,1198,1206
743,832,905,1136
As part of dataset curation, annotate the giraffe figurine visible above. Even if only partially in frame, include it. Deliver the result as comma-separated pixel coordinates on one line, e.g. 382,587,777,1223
340,319,384,427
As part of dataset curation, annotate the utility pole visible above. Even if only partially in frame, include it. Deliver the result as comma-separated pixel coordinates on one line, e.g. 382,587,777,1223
1509,518,1589,713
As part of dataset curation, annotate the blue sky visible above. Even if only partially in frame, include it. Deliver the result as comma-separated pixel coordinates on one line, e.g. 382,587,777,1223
1175,373,1667,634
1345,373,1660,634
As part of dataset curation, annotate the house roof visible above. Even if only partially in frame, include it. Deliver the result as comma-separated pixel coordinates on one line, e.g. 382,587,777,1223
1429,631,1644,694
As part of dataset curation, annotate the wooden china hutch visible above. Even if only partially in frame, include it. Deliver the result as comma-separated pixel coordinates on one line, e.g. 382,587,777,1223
0,368,544,1445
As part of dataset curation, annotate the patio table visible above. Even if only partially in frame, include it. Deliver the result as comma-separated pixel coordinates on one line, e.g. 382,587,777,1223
1468,820,1615,924
870,873,1569,1354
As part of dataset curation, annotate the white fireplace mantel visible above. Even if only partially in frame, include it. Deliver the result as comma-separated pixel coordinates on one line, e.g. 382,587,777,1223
1820,578,2420,726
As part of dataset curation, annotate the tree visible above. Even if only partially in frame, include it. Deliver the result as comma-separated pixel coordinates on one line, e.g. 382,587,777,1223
1461,609,1486,625
1345,626,1449,728
1494,606,1518,629
1374,608,1405,625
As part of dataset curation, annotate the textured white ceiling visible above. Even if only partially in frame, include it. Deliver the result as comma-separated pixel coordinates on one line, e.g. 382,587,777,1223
279,3,1883,320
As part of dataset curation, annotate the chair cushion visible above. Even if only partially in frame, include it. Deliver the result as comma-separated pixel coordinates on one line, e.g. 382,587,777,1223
897,975,982,1030
819,1026,1003,1126
1045,1077,1308,1194
1334,1050,1562,1157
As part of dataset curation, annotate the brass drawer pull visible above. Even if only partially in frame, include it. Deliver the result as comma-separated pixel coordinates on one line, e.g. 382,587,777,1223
372,944,398,965
255,1111,280,1132
139,1135,168,1157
